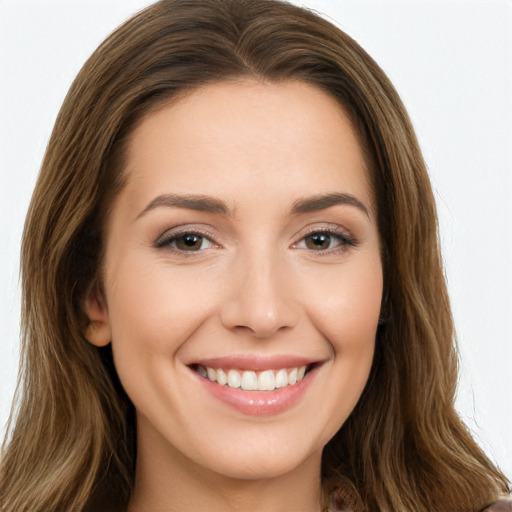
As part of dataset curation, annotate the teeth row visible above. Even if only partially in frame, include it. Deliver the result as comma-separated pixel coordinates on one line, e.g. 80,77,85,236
197,366,308,391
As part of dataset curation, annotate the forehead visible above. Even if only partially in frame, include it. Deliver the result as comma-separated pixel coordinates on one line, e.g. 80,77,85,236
120,80,375,218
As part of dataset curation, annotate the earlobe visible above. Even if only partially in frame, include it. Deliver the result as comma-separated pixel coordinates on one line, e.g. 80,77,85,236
84,283,112,347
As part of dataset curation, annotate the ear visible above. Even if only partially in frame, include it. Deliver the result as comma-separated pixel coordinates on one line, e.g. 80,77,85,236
83,282,112,347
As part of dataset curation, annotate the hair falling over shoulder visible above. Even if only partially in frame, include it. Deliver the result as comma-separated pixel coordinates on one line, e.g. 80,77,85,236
1,1,509,511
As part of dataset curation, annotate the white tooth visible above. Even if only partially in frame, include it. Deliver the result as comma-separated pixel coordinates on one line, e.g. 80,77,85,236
297,365,307,381
258,370,275,391
275,369,288,388
241,371,258,390
216,368,227,386
198,366,207,378
227,369,241,388
207,367,217,382
288,368,298,385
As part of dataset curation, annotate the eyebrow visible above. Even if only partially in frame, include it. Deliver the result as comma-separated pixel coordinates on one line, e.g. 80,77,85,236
137,193,232,218
291,192,369,217
137,191,369,219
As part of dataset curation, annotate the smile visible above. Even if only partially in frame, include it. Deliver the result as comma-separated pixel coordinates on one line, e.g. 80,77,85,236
188,356,321,416
196,365,308,391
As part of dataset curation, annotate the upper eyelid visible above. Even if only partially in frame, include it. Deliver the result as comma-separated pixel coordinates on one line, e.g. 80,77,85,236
154,226,219,248
293,224,355,242
300,225,350,236
155,223,217,236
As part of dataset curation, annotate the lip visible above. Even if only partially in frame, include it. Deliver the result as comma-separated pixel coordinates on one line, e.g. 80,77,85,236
188,355,323,416
192,354,318,371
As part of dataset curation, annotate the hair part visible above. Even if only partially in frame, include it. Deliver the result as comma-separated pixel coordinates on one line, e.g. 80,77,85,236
1,1,509,511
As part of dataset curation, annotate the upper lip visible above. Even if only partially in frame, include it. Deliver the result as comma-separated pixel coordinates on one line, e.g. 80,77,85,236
189,354,324,371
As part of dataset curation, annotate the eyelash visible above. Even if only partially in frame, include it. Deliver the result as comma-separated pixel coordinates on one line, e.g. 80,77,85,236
154,226,357,255
293,227,357,254
154,228,217,252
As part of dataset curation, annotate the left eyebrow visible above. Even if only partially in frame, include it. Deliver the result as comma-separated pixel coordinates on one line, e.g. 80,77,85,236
291,192,370,217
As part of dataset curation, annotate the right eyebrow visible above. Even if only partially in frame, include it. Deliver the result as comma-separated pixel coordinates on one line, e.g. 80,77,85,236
137,193,232,219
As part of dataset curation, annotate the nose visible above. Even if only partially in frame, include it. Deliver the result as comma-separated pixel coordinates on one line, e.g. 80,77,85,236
219,251,299,338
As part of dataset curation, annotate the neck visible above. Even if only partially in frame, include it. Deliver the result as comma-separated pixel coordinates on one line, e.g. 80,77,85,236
127,419,324,512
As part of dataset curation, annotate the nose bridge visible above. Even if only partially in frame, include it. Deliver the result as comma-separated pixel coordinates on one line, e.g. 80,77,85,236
220,242,298,337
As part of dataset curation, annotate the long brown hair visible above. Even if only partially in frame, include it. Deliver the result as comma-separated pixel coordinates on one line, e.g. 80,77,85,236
1,1,509,511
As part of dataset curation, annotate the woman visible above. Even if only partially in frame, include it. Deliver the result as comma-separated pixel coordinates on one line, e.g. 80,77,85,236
0,1,510,511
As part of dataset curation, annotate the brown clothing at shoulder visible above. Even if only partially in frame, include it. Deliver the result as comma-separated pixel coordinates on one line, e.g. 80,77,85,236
328,488,512,512
481,498,512,512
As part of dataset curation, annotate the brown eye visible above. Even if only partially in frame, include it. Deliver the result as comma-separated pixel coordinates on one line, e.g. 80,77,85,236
155,232,215,252
304,233,333,250
294,230,356,253
174,234,207,251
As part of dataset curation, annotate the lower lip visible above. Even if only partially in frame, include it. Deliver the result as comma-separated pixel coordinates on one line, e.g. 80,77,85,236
194,369,316,416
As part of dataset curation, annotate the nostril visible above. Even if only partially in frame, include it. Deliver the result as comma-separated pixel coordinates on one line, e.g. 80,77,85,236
219,277,299,337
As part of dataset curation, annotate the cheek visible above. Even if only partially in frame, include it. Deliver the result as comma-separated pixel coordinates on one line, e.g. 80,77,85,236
104,258,225,423
106,257,216,347
303,255,383,351
309,258,382,437
104,259,221,403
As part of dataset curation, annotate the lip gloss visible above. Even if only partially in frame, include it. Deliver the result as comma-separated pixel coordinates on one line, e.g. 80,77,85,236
193,366,317,416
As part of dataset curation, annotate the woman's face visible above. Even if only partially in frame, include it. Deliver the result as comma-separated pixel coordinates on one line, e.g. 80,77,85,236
86,80,383,482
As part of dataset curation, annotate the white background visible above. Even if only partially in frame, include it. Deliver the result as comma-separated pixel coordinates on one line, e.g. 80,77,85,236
1,0,511,481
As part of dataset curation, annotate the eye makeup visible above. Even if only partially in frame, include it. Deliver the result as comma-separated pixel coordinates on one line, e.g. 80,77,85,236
153,225,220,253
293,226,357,255
152,222,358,259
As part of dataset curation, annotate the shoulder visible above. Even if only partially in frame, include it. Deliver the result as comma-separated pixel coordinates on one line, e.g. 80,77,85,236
481,498,512,512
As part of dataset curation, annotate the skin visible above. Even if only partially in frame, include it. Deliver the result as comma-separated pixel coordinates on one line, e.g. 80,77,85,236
85,80,383,512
